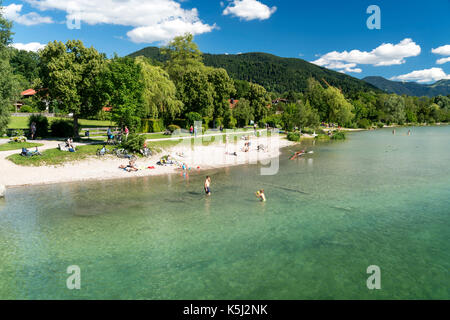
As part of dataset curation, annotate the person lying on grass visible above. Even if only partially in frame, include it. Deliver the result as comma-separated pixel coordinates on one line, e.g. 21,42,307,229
119,159,138,172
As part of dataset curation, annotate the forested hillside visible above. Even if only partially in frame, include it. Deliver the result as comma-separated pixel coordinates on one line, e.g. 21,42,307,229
128,47,380,95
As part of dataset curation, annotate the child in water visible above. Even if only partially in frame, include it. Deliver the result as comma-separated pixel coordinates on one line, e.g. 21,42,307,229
256,189,266,202
204,176,212,195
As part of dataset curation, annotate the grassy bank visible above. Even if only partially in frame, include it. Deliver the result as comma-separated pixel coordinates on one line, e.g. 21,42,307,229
0,142,44,152
7,144,100,166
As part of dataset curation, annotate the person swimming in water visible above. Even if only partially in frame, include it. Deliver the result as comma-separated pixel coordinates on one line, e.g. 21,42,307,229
290,150,305,160
256,189,266,202
204,176,212,195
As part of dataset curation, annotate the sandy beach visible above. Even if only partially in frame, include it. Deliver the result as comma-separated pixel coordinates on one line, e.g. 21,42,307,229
0,134,294,188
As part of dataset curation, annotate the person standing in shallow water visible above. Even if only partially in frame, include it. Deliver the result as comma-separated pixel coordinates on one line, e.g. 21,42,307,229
204,176,211,196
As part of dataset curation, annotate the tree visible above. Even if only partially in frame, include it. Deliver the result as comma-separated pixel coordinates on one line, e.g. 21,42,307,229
305,78,328,121
39,40,107,137
207,67,236,119
233,98,253,127
100,56,144,131
233,79,251,99
178,68,215,118
245,83,271,122
163,33,204,86
0,3,17,135
324,86,354,126
297,100,320,129
382,94,406,124
135,56,183,121
9,48,40,88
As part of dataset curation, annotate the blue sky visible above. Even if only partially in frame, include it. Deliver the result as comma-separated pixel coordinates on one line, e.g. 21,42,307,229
2,0,450,83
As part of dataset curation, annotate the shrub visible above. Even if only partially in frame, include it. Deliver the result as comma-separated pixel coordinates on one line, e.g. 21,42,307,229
28,115,49,138
331,131,346,140
20,105,34,113
301,128,315,134
357,119,372,129
51,119,77,137
262,114,283,128
315,134,330,141
172,119,187,129
121,134,146,153
287,132,301,142
186,112,203,126
167,124,181,133
141,119,164,133
376,122,384,128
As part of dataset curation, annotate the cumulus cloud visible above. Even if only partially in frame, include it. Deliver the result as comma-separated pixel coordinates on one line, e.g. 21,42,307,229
432,45,450,56
3,3,53,26
391,68,450,83
22,0,215,43
223,0,277,21
312,38,421,73
436,57,450,65
11,42,46,52
432,45,450,65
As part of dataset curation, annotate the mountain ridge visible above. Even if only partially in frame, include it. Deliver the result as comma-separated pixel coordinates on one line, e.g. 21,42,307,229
363,76,450,97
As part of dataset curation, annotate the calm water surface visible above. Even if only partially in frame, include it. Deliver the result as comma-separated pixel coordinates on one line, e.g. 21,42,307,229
0,126,449,299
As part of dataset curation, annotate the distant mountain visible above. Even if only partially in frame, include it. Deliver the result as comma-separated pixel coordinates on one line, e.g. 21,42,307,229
128,47,380,95
363,76,450,97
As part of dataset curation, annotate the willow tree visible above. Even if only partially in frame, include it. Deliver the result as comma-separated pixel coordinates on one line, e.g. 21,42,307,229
39,40,107,137
325,86,354,126
135,56,183,121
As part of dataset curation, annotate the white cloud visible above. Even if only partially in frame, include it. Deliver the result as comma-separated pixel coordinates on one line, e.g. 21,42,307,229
432,45,450,65
11,42,46,52
312,38,421,73
22,0,216,43
3,3,53,26
223,0,277,21
436,57,450,65
391,68,450,83
432,45,450,56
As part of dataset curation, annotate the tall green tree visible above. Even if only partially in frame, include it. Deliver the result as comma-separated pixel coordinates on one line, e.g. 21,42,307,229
0,3,17,134
324,86,354,126
382,94,406,124
305,78,328,121
297,100,320,129
39,40,107,136
178,68,215,118
233,98,253,127
163,33,204,86
9,48,40,87
100,56,144,131
245,82,271,122
135,56,183,121
207,67,236,119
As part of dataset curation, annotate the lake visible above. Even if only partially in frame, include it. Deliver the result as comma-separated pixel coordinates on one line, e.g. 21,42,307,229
0,126,449,299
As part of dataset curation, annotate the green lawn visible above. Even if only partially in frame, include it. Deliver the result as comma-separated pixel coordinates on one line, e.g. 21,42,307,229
7,144,102,166
0,142,44,152
8,116,115,130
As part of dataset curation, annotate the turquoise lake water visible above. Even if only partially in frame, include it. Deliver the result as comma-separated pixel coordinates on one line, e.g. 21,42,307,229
0,126,449,299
